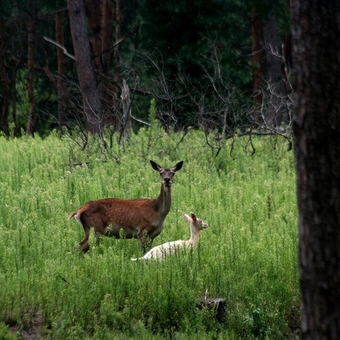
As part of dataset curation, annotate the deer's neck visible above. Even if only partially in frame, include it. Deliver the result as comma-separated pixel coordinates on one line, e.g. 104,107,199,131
189,226,200,246
155,183,172,217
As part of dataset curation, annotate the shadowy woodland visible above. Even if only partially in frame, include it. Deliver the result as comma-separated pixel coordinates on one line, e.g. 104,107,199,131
0,0,291,140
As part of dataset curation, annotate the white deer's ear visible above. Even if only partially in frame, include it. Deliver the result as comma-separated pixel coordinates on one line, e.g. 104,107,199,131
183,214,191,222
190,213,197,222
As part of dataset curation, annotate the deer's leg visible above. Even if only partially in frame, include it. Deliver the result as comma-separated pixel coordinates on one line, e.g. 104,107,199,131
90,223,112,249
138,229,153,254
79,225,90,253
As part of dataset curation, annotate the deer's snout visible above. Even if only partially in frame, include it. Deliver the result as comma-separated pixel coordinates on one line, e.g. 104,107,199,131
163,177,172,186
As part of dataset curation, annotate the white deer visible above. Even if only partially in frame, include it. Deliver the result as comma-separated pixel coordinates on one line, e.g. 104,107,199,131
131,213,208,261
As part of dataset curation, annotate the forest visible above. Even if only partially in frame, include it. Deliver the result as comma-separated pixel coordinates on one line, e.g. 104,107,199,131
0,0,291,138
1,0,340,339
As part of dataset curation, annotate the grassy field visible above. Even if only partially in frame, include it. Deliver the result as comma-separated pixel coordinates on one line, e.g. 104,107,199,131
0,127,299,339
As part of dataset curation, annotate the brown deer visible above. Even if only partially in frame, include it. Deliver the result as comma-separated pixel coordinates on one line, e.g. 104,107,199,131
68,160,183,253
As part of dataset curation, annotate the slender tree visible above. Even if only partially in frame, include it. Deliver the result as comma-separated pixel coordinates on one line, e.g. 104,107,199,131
250,1,290,129
100,0,115,126
0,0,20,136
291,0,340,338
262,11,288,127
55,8,68,127
251,6,264,112
84,0,120,129
0,19,9,136
26,14,36,136
67,0,102,133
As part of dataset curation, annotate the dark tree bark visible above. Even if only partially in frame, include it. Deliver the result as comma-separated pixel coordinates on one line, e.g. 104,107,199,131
26,15,36,136
67,0,102,133
101,0,113,79
0,20,9,136
119,78,131,142
111,0,123,131
251,7,264,115
55,9,67,127
11,64,18,137
263,13,288,127
101,0,116,126
9,18,22,137
84,0,102,71
291,0,340,339
85,0,118,128
113,0,121,94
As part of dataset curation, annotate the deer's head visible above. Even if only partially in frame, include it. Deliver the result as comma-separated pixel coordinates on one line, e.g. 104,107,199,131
150,160,183,187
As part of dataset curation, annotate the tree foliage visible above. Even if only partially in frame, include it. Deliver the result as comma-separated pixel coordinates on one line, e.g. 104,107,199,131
0,0,291,138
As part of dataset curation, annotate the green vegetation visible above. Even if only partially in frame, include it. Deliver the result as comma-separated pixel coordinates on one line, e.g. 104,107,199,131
0,127,299,339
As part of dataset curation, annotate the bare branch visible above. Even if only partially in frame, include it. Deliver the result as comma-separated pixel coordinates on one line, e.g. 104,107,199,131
43,36,75,60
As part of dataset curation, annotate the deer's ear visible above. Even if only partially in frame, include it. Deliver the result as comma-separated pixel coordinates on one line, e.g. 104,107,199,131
190,213,197,221
183,214,191,222
173,161,183,172
150,160,161,171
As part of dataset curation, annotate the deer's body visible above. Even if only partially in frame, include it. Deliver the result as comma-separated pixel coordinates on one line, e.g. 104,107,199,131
131,213,208,261
69,160,183,252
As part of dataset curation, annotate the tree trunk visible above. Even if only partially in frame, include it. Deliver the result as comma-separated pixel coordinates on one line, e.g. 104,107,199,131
251,7,264,126
55,9,67,127
119,78,131,142
67,0,102,134
26,16,36,136
263,13,288,128
85,0,117,127
112,0,122,130
101,0,115,126
85,0,102,71
11,65,18,137
291,0,340,339
101,0,113,78
251,7,264,123
0,20,9,136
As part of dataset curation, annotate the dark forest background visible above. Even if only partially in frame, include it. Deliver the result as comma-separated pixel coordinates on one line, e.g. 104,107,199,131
0,0,291,138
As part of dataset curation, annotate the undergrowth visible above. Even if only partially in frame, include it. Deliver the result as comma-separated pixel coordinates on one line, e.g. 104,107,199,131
0,126,299,339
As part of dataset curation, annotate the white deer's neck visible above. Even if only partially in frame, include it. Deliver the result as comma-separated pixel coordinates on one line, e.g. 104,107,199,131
189,225,200,246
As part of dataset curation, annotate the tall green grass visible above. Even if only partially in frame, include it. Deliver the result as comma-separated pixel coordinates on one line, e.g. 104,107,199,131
0,129,298,339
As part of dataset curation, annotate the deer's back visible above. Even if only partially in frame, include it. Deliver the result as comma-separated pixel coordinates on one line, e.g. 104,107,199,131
78,198,165,237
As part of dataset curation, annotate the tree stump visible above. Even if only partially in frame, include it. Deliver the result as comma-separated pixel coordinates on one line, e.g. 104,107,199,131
197,298,226,323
